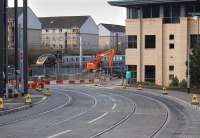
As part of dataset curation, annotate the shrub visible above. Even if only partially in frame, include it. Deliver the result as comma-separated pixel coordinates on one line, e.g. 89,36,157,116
179,79,187,89
170,76,179,87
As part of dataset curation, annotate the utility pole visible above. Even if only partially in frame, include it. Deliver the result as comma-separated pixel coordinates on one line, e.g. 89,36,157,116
15,0,19,90
79,36,83,70
23,0,28,95
0,0,5,97
3,0,8,97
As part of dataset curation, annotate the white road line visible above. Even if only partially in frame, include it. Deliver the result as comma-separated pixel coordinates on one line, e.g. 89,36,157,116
88,112,109,124
47,130,72,138
49,88,98,126
112,103,117,110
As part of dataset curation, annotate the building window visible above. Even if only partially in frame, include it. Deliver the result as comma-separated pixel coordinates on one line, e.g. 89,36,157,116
128,35,137,48
143,6,151,18
169,65,174,71
164,5,180,23
145,35,156,48
169,74,174,80
59,29,62,32
127,8,139,19
169,34,174,40
190,35,200,48
169,43,174,49
143,6,160,18
145,65,155,83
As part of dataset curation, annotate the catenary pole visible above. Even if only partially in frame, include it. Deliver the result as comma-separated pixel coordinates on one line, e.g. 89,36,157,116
23,0,28,95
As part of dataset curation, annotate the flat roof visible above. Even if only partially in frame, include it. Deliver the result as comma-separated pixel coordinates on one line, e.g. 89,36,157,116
108,0,198,7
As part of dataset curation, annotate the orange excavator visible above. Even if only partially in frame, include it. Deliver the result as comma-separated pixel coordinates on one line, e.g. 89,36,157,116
86,49,115,71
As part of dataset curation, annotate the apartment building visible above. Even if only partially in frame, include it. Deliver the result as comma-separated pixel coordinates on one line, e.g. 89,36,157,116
39,16,98,52
109,0,200,86
7,7,41,49
98,23,126,52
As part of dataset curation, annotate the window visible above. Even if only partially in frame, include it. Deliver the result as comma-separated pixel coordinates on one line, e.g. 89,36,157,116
169,34,174,40
143,6,160,18
127,8,139,19
145,65,156,83
143,6,151,18
169,74,174,80
169,66,174,71
169,43,174,49
128,35,137,48
59,29,62,32
164,5,180,23
190,35,200,48
145,35,156,48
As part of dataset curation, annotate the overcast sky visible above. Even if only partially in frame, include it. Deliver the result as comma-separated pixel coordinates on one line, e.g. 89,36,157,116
8,0,126,25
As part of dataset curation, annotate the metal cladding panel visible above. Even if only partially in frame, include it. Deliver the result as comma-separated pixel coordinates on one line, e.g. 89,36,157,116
108,0,198,6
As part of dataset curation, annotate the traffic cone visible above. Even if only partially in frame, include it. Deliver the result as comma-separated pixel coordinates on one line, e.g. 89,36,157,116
191,94,199,105
162,87,168,95
137,84,143,90
0,98,4,111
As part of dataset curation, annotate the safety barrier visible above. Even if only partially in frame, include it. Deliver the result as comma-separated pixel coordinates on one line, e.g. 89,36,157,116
8,77,114,88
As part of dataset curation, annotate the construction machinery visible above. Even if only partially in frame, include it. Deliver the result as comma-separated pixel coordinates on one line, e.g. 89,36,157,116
86,49,115,72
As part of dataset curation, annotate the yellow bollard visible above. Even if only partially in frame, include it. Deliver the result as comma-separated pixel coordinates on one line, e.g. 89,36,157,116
44,88,51,96
191,94,199,105
25,94,32,105
35,83,42,92
137,84,143,90
162,87,168,95
0,98,4,111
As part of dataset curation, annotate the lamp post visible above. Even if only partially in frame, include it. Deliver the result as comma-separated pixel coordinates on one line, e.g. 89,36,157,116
23,0,28,95
14,0,19,90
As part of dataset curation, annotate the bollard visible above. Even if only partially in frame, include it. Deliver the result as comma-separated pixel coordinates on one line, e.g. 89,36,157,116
44,88,51,96
35,82,42,92
162,87,168,95
191,94,199,105
137,84,143,90
0,98,4,111
25,94,32,105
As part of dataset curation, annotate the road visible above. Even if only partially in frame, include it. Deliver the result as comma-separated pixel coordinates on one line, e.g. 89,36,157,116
0,85,200,138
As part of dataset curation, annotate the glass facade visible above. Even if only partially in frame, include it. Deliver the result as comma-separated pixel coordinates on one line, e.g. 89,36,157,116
126,3,200,24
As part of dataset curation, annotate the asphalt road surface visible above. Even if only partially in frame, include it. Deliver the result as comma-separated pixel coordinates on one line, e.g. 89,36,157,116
0,85,200,138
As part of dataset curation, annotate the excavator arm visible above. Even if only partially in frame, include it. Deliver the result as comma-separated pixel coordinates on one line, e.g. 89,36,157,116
86,49,115,71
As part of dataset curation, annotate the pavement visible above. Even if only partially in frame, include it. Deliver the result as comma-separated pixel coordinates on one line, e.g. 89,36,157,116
0,89,47,116
90,79,200,108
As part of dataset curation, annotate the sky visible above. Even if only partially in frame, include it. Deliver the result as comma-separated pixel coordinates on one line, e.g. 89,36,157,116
8,0,126,25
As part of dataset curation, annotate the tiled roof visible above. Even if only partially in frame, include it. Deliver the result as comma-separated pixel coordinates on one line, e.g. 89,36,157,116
108,0,198,6
39,16,90,29
100,23,125,33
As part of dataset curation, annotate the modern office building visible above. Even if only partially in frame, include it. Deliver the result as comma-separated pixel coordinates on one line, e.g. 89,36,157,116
39,16,98,52
98,23,126,52
7,7,41,50
109,0,200,86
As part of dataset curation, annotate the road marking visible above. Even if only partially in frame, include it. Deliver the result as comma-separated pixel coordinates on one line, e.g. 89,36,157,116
49,88,98,126
112,103,117,110
47,130,72,138
88,112,108,124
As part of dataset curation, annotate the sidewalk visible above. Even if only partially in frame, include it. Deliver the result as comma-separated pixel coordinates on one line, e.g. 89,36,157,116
0,90,47,116
92,79,200,108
